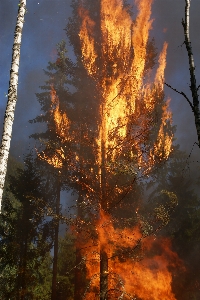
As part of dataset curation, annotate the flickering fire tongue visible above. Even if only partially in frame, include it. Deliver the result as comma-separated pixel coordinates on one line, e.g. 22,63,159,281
77,0,177,299
38,0,178,298
38,85,70,168
81,210,182,300
79,0,173,170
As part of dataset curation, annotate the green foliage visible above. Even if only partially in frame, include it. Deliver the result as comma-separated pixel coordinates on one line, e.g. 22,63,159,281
147,149,200,299
56,233,76,299
31,254,52,300
0,154,54,299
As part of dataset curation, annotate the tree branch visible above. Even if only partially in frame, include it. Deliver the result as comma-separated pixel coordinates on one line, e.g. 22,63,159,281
164,82,194,111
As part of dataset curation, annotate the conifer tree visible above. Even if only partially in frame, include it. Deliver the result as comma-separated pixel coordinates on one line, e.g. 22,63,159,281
0,153,54,299
31,0,175,298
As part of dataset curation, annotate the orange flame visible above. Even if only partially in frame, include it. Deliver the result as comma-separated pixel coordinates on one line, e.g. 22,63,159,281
80,210,182,299
79,0,173,173
37,0,177,298
77,0,177,298
38,86,70,168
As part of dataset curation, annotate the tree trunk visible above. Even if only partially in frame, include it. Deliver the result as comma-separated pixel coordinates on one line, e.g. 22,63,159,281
74,246,84,300
165,0,200,148
100,248,108,300
0,0,26,210
17,234,28,300
51,183,60,300
74,192,85,300
182,0,200,147
100,108,109,300
74,129,86,300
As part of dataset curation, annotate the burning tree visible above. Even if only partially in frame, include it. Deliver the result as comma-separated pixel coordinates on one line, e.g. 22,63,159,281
31,0,178,299
75,0,174,298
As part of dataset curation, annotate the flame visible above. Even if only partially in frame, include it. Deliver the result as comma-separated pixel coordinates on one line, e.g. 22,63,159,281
38,86,70,168
50,86,71,143
36,0,176,298
79,0,173,172
76,0,177,298
80,209,182,299
153,99,173,161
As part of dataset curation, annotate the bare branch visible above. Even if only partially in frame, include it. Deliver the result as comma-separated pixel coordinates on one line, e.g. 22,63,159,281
164,82,194,111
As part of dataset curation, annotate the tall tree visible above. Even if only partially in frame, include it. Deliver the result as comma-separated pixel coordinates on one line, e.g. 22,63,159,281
31,0,175,298
165,0,200,148
30,41,78,299
0,153,54,300
0,0,27,210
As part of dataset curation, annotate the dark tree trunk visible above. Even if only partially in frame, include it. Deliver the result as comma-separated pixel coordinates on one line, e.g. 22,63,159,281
165,0,200,148
74,194,85,300
74,132,86,300
100,248,108,300
51,183,60,300
100,129,109,300
182,0,200,147
17,235,28,300
74,247,84,300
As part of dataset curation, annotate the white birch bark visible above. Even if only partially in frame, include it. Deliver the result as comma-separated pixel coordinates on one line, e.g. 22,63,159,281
165,0,200,148
182,0,200,147
0,0,26,211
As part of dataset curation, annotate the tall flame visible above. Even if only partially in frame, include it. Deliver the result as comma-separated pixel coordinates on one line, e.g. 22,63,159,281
79,210,182,299
36,0,177,298
79,0,172,170
38,86,70,168
77,0,176,298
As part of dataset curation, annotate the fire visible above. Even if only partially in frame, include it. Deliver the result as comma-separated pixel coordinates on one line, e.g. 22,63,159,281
36,0,177,298
153,99,173,161
81,210,182,299
38,86,70,168
79,0,173,173
50,86,71,144
76,0,177,298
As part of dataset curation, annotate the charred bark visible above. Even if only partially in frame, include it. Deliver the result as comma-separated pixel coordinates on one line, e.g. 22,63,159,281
0,0,26,210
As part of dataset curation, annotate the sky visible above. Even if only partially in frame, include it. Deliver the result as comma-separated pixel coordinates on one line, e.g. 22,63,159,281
0,0,200,166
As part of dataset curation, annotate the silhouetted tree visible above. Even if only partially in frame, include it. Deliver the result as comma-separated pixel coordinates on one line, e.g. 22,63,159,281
0,153,54,299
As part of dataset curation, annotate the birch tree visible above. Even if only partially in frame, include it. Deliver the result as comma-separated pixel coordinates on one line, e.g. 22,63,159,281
0,0,26,211
165,0,200,148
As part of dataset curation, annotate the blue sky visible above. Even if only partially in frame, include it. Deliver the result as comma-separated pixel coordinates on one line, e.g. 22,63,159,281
0,0,200,163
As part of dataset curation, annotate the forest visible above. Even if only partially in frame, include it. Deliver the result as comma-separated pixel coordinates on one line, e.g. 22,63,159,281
0,0,200,299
